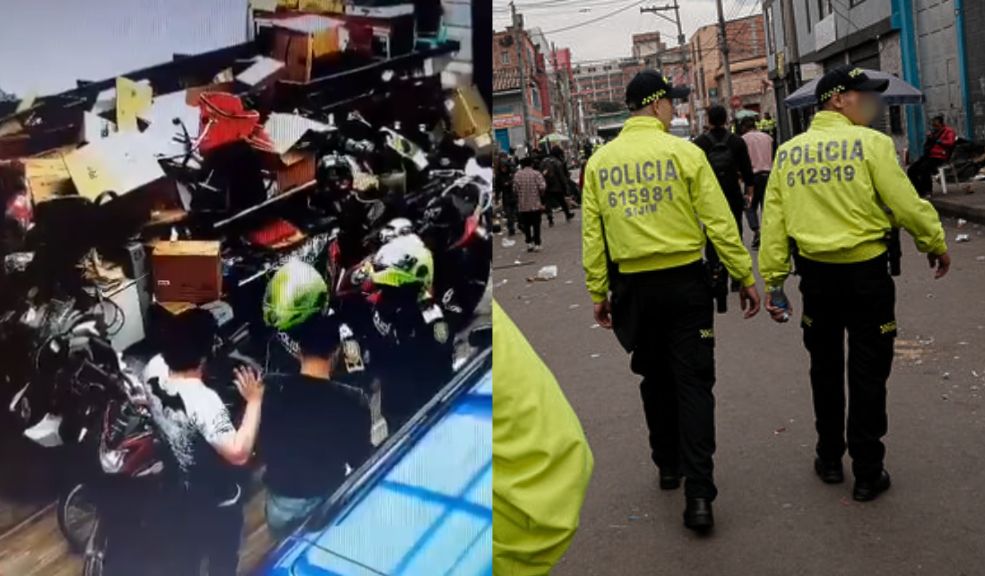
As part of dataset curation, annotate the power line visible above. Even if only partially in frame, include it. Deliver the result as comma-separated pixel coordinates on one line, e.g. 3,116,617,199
495,0,640,13
537,0,650,35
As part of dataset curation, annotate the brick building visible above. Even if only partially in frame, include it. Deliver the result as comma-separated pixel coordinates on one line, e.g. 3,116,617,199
689,13,771,130
493,24,551,151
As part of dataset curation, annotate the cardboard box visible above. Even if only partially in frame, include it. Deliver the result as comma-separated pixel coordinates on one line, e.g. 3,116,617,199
23,156,75,204
271,150,316,193
449,85,491,139
343,3,415,58
152,241,222,304
268,16,349,83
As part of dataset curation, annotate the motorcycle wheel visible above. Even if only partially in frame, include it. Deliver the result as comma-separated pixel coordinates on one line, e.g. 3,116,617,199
58,482,98,553
81,519,105,576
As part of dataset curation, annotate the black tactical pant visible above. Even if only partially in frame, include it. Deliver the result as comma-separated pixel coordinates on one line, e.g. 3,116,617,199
797,254,896,482
625,262,718,500
906,156,944,197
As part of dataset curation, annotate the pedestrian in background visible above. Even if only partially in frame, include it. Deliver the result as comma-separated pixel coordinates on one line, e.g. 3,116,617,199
541,146,574,226
695,105,757,291
739,117,774,249
513,156,546,252
694,105,756,239
582,70,760,533
495,151,518,236
907,115,957,197
760,65,950,502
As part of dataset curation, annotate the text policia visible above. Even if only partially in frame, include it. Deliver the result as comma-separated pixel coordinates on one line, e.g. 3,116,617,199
598,159,681,218
776,138,865,187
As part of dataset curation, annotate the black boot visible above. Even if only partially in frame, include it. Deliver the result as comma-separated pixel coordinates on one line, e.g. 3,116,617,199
683,498,714,532
853,470,891,502
659,470,682,491
814,458,844,484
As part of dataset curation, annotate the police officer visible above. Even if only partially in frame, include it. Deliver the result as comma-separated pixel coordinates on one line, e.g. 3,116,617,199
582,70,761,532
759,65,950,502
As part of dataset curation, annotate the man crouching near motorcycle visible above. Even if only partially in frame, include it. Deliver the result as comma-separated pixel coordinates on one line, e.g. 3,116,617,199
144,309,264,576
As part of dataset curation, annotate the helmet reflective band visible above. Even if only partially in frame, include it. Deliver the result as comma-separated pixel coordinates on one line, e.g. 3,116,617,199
370,234,433,291
262,260,329,331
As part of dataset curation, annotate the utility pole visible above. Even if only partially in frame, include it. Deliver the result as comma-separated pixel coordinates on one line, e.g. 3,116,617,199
640,0,696,125
511,2,532,148
715,0,734,107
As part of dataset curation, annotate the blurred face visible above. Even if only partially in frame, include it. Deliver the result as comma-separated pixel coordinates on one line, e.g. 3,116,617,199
828,90,881,126
650,98,674,128
932,119,943,131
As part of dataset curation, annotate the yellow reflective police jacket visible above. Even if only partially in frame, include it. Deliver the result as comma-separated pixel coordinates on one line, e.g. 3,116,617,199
581,116,754,302
493,301,594,576
759,111,947,288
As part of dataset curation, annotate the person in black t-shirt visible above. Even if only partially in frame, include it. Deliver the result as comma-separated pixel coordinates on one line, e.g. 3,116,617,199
694,105,757,292
260,314,374,538
693,105,755,235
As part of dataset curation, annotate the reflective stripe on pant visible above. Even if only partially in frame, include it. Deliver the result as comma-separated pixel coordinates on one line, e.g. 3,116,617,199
797,253,896,482
626,262,718,500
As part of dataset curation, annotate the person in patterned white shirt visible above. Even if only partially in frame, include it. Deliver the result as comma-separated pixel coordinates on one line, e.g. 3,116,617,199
146,309,264,576
512,156,547,252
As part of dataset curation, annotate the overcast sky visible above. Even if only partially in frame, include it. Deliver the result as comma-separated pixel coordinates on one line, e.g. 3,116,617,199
492,0,761,65
0,0,249,97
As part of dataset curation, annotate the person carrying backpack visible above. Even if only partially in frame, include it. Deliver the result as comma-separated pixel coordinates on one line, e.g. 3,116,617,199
694,105,757,292
694,105,756,238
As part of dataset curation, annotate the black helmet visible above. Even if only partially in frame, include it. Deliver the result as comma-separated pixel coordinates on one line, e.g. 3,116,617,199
315,153,354,200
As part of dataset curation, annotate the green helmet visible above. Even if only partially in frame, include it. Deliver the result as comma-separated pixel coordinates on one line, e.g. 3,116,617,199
263,260,329,331
366,234,434,291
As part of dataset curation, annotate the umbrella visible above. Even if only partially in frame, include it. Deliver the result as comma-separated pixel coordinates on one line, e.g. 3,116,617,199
734,109,759,120
541,132,569,143
784,68,924,109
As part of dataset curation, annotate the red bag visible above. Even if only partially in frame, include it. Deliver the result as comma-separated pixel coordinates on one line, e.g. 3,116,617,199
198,92,261,154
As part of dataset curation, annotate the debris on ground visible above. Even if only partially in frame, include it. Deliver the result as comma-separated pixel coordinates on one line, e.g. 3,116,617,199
501,238,516,248
534,265,558,281
956,234,971,243
590,353,601,358
774,426,787,435
569,303,580,309
943,372,951,380
958,218,968,228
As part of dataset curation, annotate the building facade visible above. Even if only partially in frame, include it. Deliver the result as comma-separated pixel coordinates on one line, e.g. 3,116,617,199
763,0,982,157
689,14,771,130
492,24,551,151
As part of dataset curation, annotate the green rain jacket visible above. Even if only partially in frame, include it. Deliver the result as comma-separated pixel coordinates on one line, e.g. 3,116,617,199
759,111,947,288
492,301,594,575
582,116,754,303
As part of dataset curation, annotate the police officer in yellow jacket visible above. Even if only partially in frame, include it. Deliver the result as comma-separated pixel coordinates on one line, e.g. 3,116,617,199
760,65,950,502
582,70,760,532
493,301,594,575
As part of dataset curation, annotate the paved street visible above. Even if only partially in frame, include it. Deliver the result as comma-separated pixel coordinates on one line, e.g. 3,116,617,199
494,209,985,576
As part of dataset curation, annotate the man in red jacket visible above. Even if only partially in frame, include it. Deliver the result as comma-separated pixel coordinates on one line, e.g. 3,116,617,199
907,115,957,197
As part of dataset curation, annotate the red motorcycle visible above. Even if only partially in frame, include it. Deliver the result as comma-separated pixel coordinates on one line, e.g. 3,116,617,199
56,368,167,576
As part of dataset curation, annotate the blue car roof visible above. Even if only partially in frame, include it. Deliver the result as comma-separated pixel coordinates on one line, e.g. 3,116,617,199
262,355,492,576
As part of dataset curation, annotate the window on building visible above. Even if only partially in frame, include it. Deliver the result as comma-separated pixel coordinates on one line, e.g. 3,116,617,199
500,51,510,65
531,86,541,110
805,0,811,31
